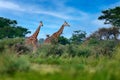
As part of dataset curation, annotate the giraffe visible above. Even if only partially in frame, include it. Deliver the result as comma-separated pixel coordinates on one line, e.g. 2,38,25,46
25,21,43,51
44,21,70,44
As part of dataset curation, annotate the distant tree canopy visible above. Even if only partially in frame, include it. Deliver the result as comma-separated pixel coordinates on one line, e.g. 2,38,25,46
70,30,86,44
0,17,17,28
58,36,70,45
0,17,30,39
98,6,120,27
87,27,120,40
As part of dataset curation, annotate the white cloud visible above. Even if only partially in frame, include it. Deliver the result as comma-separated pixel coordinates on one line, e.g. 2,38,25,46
32,8,89,20
31,10,71,20
0,1,25,11
0,0,89,20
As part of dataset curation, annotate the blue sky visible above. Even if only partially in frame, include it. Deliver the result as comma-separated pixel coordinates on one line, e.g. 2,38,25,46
0,0,120,39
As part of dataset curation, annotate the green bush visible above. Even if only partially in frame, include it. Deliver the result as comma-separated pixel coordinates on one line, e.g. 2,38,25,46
112,45,120,59
46,44,65,56
86,39,118,57
0,38,24,52
36,44,54,57
13,43,31,54
77,46,91,57
96,40,117,56
36,44,66,57
66,44,91,57
88,38,100,46
0,52,30,75
0,38,31,54
67,44,78,57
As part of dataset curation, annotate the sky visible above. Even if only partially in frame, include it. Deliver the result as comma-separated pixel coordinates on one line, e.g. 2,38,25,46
0,0,120,39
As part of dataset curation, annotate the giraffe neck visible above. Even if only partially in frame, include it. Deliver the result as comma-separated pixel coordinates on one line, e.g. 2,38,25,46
53,25,65,38
31,25,41,38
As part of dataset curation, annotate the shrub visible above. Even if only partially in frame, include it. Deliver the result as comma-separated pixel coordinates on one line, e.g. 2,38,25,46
12,43,31,55
0,52,30,75
88,38,100,46
46,44,65,56
0,38,31,54
88,40,118,57
77,46,91,57
0,38,24,53
36,44,66,57
98,40,117,56
67,44,78,57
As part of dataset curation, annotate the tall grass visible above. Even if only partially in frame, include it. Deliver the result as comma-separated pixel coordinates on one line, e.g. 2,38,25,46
0,38,24,52
1,54,120,80
0,38,120,80
0,49,30,75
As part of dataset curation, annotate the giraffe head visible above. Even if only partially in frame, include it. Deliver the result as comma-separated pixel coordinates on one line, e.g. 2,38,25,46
39,21,43,27
63,21,70,27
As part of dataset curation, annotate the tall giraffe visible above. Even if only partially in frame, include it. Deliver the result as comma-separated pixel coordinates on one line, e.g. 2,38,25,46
25,21,43,50
44,21,70,44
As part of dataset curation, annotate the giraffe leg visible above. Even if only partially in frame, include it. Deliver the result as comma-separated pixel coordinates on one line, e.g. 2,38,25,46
32,41,38,52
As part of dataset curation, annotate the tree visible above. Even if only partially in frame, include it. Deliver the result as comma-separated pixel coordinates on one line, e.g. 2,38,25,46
70,30,86,44
98,6,120,27
87,27,120,40
0,17,17,28
98,28,109,40
109,27,120,40
58,36,70,45
0,17,30,39
15,26,30,37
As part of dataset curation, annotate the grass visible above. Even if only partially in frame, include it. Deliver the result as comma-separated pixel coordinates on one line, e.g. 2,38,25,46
0,38,120,80
1,53,120,80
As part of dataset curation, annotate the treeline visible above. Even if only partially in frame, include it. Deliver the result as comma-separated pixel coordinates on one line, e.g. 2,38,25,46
87,27,119,40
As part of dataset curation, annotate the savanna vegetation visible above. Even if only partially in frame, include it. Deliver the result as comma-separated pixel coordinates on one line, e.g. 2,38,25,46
0,6,120,80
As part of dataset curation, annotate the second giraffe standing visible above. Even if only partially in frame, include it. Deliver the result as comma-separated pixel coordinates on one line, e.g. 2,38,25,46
44,21,70,44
